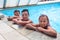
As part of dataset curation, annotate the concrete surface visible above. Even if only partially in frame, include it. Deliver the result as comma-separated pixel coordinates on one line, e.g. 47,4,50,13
0,17,60,40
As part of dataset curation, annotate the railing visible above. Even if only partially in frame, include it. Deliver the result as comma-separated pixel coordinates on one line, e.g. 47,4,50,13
0,0,60,9
38,0,60,5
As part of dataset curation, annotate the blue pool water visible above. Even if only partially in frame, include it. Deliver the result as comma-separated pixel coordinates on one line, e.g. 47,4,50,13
0,2,60,33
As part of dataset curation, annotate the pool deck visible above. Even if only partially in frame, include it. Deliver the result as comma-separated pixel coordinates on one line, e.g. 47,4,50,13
0,17,60,40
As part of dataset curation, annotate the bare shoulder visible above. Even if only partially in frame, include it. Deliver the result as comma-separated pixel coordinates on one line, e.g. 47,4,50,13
47,26,56,32
20,16,22,19
35,24,40,27
28,20,33,23
47,26,53,30
29,20,32,21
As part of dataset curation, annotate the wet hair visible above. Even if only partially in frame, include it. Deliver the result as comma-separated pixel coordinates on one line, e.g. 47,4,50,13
14,10,20,13
39,14,50,26
22,9,29,15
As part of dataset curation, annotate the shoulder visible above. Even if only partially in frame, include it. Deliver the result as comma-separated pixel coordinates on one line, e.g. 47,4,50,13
35,24,40,27
20,16,22,19
47,26,51,29
47,26,55,31
28,20,33,23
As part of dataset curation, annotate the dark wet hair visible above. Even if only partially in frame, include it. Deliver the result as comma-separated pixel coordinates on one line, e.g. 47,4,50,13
22,9,29,15
39,14,50,26
14,10,20,13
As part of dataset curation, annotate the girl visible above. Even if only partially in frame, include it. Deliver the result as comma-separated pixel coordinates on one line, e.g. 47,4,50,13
37,15,57,37
25,14,57,37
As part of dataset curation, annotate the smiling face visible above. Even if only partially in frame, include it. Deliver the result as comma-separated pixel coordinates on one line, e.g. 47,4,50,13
39,15,49,28
22,11,29,20
14,12,20,16
14,10,20,16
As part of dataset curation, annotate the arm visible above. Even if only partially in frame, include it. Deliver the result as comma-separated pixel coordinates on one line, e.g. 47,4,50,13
12,19,32,25
12,16,18,19
14,20,32,25
26,20,33,23
37,26,57,37
18,20,33,24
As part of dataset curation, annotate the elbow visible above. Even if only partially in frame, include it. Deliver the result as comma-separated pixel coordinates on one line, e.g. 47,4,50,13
44,30,57,37
48,30,57,38
52,31,57,37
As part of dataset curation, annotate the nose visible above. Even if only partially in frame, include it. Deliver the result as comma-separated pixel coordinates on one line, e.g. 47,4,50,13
23,15,26,18
23,15,25,17
41,22,44,24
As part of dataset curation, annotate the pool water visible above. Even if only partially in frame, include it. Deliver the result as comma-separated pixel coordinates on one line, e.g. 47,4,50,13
0,2,60,33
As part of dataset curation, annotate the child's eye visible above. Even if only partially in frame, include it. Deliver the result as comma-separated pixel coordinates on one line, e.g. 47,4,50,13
25,14,27,16
22,15,23,16
40,21,42,22
44,21,46,22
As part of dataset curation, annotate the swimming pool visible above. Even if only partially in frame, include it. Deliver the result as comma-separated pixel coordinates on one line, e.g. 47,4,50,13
0,2,60,33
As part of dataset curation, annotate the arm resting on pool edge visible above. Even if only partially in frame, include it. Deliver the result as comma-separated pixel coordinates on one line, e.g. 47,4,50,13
12,19,32,25
17,20,32,24
37,26,57,37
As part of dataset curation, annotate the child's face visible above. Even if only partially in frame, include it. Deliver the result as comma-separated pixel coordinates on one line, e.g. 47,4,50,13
22,11,29,20
39,16,48,28
14,12,20,16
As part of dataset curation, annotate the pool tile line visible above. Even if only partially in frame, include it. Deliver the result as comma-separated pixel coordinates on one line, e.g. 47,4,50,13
2,17,34,35
0,31,7,40
2,20,32,40
3,20,33,35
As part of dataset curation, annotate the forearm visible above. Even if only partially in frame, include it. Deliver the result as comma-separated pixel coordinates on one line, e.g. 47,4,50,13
20,21,32,24
41,29,57,37
17,21,28,25
27,20,32,23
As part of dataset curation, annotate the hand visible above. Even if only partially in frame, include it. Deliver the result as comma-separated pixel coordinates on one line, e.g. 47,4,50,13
22,21,29,24
37,27,44,32
13,16,18,19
